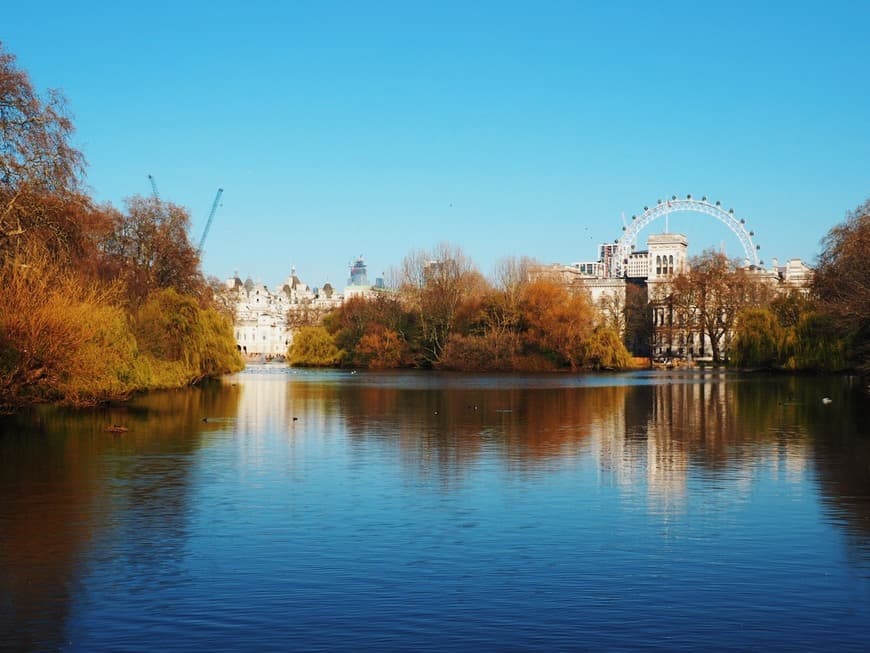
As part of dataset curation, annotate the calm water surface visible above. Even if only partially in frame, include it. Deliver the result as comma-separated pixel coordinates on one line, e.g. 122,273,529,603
1,368,869,651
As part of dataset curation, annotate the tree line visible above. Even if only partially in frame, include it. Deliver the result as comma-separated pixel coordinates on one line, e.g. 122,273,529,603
649,202,868,376
289,244,634,371
0,43,242,411
289,205,870,378
731,198,869,375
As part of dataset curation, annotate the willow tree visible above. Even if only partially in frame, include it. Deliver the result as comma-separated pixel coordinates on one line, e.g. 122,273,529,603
731,308,783,369
288,326,342,367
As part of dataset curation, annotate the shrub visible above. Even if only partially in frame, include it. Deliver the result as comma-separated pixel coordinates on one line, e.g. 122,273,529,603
288,326,342,367
438,332,516,371
0,253,141,407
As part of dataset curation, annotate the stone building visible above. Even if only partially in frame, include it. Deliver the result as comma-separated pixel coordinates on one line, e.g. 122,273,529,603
542,231,813,363
225,258,384,357
226,267,340,356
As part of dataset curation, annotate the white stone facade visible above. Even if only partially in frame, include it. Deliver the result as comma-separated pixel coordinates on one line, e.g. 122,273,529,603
224,259,384,357
646,234,688,283
225,268,342,356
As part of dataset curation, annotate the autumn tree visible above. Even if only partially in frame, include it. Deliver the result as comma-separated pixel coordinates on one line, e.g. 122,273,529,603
596,289,626,335
324,293,416,367
435,256,536,370
356,325,409,369
0,44,242,409
99,196,204,303
286,304,331,330
666,250,763,363
520,279,595,370
0,245,135,409
813,198,870,374
486,256,533,344
770,288,815,329
400,243,485,366
1,42,86,260
207,275,237,320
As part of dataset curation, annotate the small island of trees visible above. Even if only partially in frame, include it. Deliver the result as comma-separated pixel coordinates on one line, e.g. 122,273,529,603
290,247,632,371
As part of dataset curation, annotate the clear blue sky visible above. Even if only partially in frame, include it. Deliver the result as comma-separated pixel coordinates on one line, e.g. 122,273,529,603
4,1,869,287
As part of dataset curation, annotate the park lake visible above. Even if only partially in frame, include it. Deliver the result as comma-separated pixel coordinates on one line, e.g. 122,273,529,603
2,367,869,650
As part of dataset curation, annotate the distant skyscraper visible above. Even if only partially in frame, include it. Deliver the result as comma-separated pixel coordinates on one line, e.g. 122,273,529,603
348,256,369,286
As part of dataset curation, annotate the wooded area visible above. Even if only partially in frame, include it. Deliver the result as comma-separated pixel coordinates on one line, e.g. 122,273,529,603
0,43,242,411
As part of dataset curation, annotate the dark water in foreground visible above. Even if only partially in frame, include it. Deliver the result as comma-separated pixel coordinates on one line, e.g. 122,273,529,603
1,368,869,651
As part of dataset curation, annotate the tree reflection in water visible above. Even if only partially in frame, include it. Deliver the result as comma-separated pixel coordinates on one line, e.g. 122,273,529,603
1,368,867,651
0,380,242,651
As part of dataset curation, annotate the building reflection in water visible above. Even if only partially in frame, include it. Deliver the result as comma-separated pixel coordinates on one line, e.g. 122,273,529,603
597,375,822,518
226,368,867,549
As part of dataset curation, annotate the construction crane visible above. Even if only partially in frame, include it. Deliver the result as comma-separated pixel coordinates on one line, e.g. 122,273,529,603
147,174,160,199
197,188,224,255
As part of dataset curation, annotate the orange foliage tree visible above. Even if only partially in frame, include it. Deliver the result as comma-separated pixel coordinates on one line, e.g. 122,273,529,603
399,243,485,366
519,279,596,370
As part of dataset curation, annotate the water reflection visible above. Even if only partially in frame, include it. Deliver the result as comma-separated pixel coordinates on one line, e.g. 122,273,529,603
263,369,870,546
0,381,241,652
336,378,628,477
1,368,868,651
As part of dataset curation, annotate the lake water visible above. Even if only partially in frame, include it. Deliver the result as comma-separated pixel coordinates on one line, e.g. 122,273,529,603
1,367,869,651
